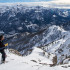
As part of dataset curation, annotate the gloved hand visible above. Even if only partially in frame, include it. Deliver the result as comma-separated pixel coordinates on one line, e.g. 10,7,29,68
5,43,8,47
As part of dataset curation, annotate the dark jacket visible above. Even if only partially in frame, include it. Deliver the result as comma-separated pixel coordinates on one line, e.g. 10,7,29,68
0,40,5,51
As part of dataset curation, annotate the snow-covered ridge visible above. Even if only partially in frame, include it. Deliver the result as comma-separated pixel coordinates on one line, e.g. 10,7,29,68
0,25,70,70
0,48,70,70
5,25,70,65
41,25,70,64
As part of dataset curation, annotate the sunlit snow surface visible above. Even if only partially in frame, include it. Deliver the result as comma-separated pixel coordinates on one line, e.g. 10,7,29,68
0,48,70,70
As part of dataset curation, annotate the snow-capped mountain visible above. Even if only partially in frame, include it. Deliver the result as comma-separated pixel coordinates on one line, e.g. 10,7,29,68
0,3,70,66
0,3,70,34
4,25,70,65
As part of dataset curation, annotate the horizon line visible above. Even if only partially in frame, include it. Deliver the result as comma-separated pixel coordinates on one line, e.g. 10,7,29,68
0,1,48,3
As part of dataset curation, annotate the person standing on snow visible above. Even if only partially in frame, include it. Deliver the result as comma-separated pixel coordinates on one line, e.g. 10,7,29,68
0,35,8,63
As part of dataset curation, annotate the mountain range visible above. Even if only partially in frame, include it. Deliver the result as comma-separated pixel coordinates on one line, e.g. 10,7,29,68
0,3,70,65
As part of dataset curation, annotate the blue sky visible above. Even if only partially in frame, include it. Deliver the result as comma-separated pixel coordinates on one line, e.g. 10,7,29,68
0,0,52,3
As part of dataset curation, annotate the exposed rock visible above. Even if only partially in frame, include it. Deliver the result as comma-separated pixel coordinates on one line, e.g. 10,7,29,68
52,55,57,65
9,49,22,56
63,58,70,64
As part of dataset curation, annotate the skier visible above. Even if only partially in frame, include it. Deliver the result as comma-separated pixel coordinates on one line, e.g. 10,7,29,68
0,35,8,63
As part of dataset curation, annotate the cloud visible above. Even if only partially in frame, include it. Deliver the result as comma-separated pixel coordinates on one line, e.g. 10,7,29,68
51,0,70,3
0,0,70,9
46,0,70,9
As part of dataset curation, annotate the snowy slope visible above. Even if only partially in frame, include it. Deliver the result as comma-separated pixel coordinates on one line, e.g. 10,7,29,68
2,25,69,65
0,48,70,70
3,25,69,65
42,26,70,64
